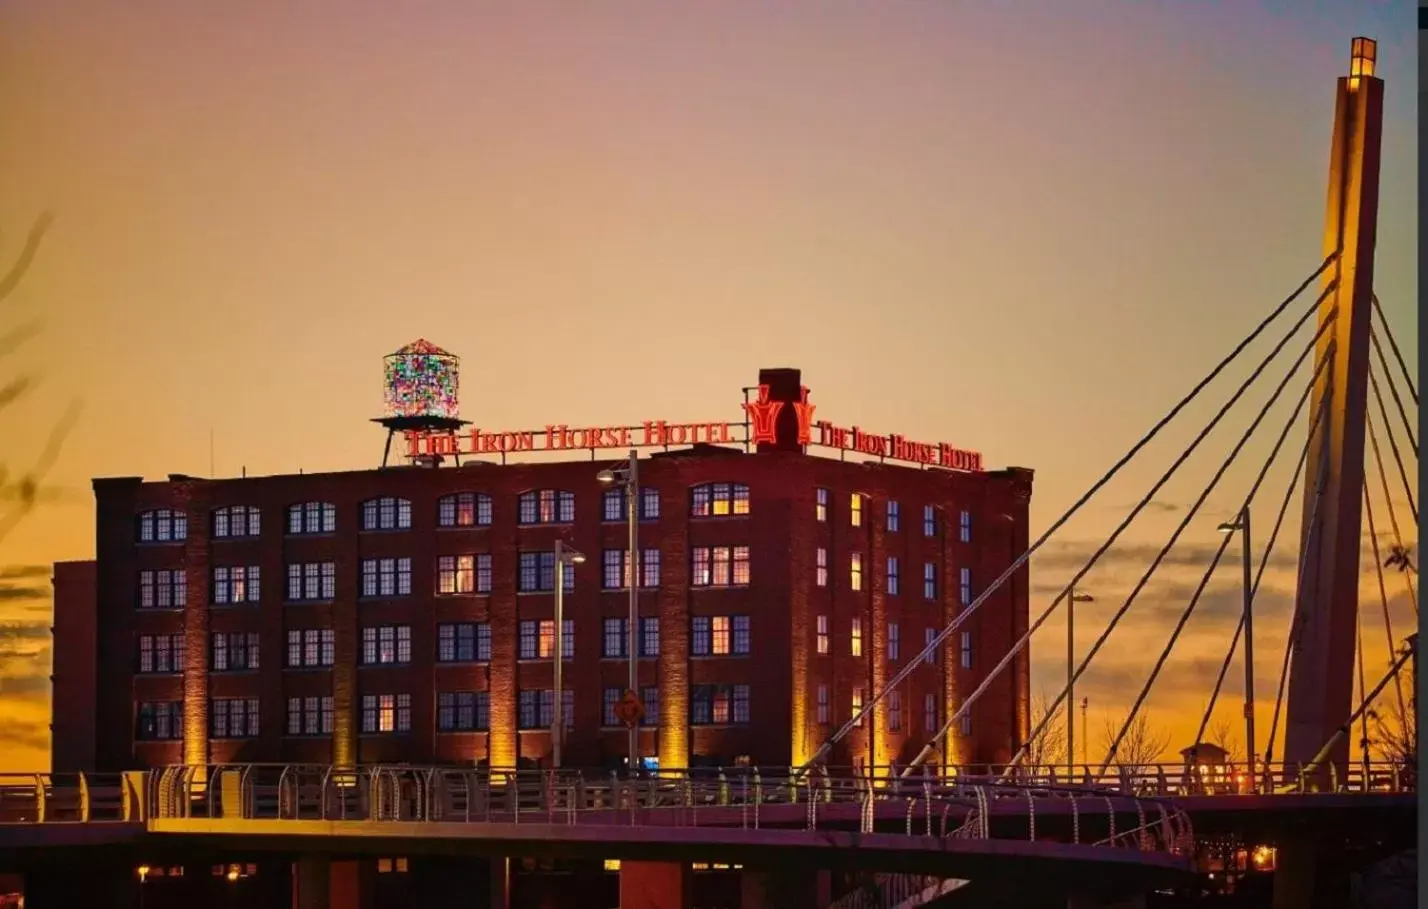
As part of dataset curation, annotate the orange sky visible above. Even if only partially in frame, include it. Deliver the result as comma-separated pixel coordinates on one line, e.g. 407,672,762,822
0,1,1417,773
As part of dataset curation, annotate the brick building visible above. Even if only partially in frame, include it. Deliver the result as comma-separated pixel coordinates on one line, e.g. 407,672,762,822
51,367,1033,775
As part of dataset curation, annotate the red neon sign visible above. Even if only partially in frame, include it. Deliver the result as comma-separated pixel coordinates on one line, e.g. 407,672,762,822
742,385,784,446
405,421,739,458
813,421,983,472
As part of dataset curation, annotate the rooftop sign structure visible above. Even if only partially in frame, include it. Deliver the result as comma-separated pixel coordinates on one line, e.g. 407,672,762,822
396,366,983,473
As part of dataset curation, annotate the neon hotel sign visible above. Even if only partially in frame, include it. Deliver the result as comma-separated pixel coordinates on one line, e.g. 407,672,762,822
404,384,983,472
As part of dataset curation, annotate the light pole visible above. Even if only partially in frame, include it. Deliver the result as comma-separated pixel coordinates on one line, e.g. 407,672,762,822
1067,586,1094,775
1080,697,1089,767
1219,506,1254,779
552,540,585,769
598,450,641,773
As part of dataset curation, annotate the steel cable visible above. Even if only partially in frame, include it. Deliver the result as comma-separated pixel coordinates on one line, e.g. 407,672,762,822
1371,294,1418,406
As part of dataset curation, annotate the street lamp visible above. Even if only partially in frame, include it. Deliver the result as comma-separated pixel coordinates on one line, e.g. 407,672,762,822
1219,506,1255,781
1067,586,1094,775
552,539,585,769
598,449,641,773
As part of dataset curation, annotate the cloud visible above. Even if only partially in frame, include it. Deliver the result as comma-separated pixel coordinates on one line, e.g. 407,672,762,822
0,583,46,602
0,565,49,581
1032,539,1301,574
0,565,49,603
0,715,49,754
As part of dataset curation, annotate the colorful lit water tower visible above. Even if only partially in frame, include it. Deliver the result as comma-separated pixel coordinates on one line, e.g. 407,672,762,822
372,339,470,467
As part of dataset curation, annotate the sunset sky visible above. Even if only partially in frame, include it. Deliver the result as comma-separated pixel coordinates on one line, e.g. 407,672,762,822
0,1,1416,773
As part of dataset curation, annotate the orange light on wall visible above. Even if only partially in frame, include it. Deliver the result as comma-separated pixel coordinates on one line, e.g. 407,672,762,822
1349,37,1376,79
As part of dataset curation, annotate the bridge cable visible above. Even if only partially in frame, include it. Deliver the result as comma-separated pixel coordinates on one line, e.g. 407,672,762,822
1355,605,1372,769
801,256,1338,771
1370,329,1418,458
1297,639,1415,783
1097,344,1332,774
1371,294,1418,406
1363,487,1410,721
1366,410,1419,574
888,283,1338,777
1263,445,1335,768
1190,393,1324,753
1367,366,1418,522
1007,315,1337,777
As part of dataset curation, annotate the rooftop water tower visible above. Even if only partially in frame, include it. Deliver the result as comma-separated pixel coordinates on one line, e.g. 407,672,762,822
372,339,470,467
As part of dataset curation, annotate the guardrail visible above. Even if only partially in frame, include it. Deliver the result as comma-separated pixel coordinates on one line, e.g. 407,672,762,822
0,764,1195,859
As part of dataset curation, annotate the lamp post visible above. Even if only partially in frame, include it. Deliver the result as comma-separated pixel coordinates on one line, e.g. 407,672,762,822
1080,697,1089,767
552,540,585,769
1067,587,1094,776
598,450,641,773
1219,506,1254,780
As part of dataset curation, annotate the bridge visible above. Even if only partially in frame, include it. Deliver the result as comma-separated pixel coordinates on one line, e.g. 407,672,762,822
0,33,1417,909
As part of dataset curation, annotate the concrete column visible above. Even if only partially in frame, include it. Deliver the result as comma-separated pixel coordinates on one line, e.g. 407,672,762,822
292,857,330,909
619,861,690,909
489,857,511,909
741,870,831,909
293,857,375,909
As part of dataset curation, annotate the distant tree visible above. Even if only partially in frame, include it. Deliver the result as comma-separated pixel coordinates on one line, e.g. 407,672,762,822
1022,692,1068,771
0,211,79,547
1100,711,1173,774
1208,717,1240,763
1368,643,1417,788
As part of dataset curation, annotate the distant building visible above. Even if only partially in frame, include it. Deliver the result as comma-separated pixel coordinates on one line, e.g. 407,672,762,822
51,364,1033,774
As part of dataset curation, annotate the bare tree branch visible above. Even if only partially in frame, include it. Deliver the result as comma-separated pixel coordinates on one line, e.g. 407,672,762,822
1208,717,1240,762
1100,711,1172,773
0,212,54,305
1023,691,1068,770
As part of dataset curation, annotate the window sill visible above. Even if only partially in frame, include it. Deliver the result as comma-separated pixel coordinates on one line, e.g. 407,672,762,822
435,592,491,599
135,541,187,547
598,656,658,662
282,666,333,672
688,723,752,729
515,590,574,597
135,606,186,613
689,654,751,660
212,535,261,542
209,669,261,675
134,671,183,677
358,527,414,534
436,524,494,531
517,728,573,734
283,600,336,606
208,736,260,742
282,733,335,739
689,585,752,591
434,660,491,667
358,663,414,670
515,658,572,665
436,729,490,735
359,732,412,737
284,532,337,539
209,602,260,608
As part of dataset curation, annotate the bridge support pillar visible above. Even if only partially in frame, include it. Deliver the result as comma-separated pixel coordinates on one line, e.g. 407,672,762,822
740,869,831,909
1273,834,1351,909
292,857,374,909
619,860,690,909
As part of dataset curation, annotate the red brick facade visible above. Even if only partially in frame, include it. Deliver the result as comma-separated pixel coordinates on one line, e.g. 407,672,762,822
57,383,1032,775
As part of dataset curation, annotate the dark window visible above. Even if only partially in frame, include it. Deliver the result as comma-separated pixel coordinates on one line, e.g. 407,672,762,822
137,509,188,544
437,492,492,528
287,502,336,535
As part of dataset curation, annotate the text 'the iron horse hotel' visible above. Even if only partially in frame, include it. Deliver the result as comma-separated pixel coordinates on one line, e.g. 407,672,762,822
52,342,1034,775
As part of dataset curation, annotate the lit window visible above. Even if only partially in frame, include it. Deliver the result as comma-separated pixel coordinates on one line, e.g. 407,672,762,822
361,693,412,734
691,684,750,725
815,488,828,522
887,501,900,532
850,494,863,527
816,615,829,655
923,505,937,537
691,545,751,587
691,615,751,656
690,483,751,518
850,553,864,591
815,547,828,587
437,492,492,528
519,620,573,660
212,566,260,605
602,618,627,658
959,510,972,543
816,684,830,725
888,622,899,661
438,554,491,595
602,549,661,589
887,557,900,596
361,625,412,665
852,688,864,727
518,489,576,525
851,617,863,657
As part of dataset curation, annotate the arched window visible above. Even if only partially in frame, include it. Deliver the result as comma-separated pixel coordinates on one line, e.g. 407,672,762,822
360,497,412,531
437,492,493,528
212,505,261,539
287,501,336,535
689,483,750,518
136,509,187,544
517,489,575,525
